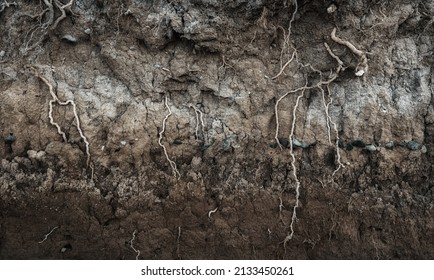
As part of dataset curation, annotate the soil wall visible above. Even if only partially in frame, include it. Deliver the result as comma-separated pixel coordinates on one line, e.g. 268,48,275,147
0,0,433,259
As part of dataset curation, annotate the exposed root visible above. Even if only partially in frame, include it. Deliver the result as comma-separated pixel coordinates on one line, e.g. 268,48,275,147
51,0,74,31
275,83,311,150
189,104,205,140
287,0,298,38
0,0,17,13
273,0,298,79
68,99,91,167
130,230,140,260
279,196,285,212
218,55,235,72
320,85,345,177
324,42,344,73
158,96,181,179
323,43,346,176
256,7,269,29
284,86,307,245
48,99,68,143
278,195,285,224
275,29,351,244
272,48,297,80
38,226,58,244
22,0,75,53
42,0,55,28
320,87,333,145
327,86,345,177
279,0,298,65
330,28,368,78
24,25,45,53
208,207,218,219
32,66,92,167
115,3,124,37
176,226,182,259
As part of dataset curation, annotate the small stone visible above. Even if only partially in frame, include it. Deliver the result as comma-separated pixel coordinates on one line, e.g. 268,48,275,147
406,141,421,151
27,150,38,159
355,69,365,77
292,138,310,149
62,35,78,43
4,133,16,144
0,50,5,57
191,156,202,166
120,140,127,146
364,144,378,152
351,140,366,148
291,138,303,147
327,4,337,13
421,145,427,153
173,139,183,145
36,151,46,159
223,136,236,151
84,28,91,34
385,142,394,150
269,142,278,149
60,244,72,253
27,150,46,160
277,137,290,148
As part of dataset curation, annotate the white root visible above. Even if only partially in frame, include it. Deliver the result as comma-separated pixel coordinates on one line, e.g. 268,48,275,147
158,96,181,179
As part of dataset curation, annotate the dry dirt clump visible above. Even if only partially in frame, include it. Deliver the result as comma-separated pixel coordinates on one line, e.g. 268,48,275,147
0,0,433,259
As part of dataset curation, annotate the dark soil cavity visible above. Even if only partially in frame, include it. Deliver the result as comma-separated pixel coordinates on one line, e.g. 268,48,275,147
0,0,433,259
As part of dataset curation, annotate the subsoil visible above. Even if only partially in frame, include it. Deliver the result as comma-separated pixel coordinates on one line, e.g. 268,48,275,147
0,0,433,259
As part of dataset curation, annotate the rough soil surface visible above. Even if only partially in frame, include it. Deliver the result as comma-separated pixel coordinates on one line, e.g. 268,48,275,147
0,0,433,259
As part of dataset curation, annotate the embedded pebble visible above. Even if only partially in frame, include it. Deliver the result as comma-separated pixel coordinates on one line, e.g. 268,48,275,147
327,4,337,13
277,137,289,148
421,145,427,153
355,69,365,76
406,141,421,151
4,133,16,144
27,150,46,160
62,35,78,43
269,142,278,149
292,138,310,149
351,140,366,148
223,135,237,151
385,142,394,150
364,144,378,152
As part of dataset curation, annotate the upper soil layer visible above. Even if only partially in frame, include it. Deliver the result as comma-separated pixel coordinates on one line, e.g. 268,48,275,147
0,0,433,259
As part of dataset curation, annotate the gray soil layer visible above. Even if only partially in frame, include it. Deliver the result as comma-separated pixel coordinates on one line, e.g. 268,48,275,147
0,0,433,259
